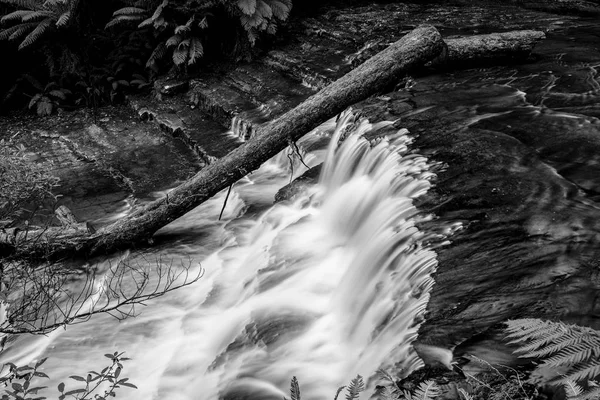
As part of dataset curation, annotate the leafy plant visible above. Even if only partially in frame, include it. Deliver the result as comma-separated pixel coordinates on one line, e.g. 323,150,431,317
505,318,600,384
106,0,293,72
28,80,70,115
0,0,77,50
0,351,137,400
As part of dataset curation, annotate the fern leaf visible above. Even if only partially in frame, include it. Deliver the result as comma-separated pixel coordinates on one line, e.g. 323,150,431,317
18,18,52,49
106,14,144,28
172,45,188,66
412,381,440,400
573,386,600,400
345,375,365,400
290,376,300,400
174,16,193,34
146,41,166,68
197,16,208,29
150,0,168,21
165,34,181,47
187,36,203,65
256,0,272,20
0,23,34,40
334,386,346,400
554,359,600,384
21,10,52,22
268,0,291,20
564,380,584,398
380,386,399,400
237,0,257,15
112,6,147,16
1,10,36,23
544,341,600,367
7,22,36,41
137,16,153,28
55,11,70,27
505,319,565,344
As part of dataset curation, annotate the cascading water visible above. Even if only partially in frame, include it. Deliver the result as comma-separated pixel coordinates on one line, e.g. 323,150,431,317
0,110,447,400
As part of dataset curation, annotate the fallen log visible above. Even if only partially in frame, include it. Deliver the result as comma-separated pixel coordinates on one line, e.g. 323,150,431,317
430,30,546,68
2,24,445,260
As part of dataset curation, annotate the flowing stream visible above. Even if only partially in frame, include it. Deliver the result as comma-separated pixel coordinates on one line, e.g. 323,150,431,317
0,111,449,400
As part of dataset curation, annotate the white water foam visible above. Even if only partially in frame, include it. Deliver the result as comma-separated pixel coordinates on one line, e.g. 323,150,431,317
1,110,443,400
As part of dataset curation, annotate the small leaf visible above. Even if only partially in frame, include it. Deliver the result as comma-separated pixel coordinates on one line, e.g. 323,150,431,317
69,375,86,382
57,382,65,392
120,382,138,389
63,389,87,396
34,358,48,369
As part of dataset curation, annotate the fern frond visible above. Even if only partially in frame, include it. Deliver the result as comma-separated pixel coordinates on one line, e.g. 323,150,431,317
0,23,32,40
150,0,168,21
146,41,166,68
544,341,600,367
290,376,300,400
573,385,600,400
505,318,565,344
564,380,585,398
256,0,272,19
165,33,181,47
345,375,365,400
106,14,144,28
55,11,70,27
237,0,257,15
21,10,52,22
174,16,192,34
5,22,36,40
18,18,52,49
112,6,147,16
137,16,153,27
411,381,440,400
506,319,600,384
268,0,291,20
172,45,188,66
334,386,346,400
187,36,203,65
554,359,600,384
1,10,36,23
380,385,400,400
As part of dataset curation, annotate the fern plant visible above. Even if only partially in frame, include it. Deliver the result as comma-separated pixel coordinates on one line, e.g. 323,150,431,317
105,0,292,72
0,0,77,49
505,318,600,385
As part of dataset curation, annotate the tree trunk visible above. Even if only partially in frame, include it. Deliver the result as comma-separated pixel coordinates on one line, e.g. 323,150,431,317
430,30,546,67
2,24,445,260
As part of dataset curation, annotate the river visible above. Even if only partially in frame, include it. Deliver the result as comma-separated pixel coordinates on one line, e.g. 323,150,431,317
1,5,600,400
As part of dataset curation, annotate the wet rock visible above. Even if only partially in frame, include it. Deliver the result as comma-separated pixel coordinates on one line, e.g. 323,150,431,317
154,78,190,96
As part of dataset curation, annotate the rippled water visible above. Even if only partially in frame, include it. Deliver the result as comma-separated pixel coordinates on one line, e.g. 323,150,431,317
2,10,600,400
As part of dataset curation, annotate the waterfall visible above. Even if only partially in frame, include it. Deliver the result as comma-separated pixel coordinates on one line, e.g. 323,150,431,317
0,110,445,400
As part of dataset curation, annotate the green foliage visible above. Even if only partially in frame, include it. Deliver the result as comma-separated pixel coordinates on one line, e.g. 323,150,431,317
0,351,137,400
505,318,600,384
0,140,59,223
0,0,76,50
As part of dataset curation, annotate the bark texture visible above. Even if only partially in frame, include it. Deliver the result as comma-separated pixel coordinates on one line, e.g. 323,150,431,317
430,30,546,67
2,25,445,259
